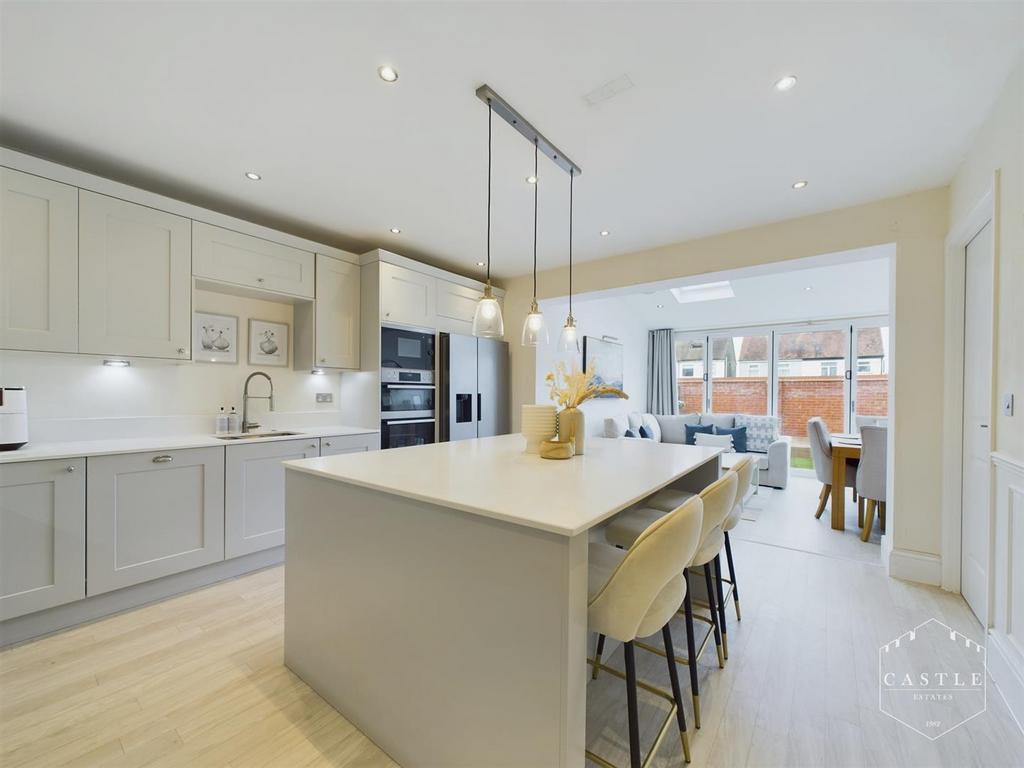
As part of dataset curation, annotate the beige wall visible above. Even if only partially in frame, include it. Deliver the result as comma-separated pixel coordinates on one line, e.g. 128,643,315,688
950,56,1023,463
504,187,949,563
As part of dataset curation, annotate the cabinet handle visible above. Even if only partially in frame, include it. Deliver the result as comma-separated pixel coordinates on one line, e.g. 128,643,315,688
152,455,173,463
177,347,186,354
65,465,76,473
309,443,317,449
320,357,326,363
257,277,265,284
325,442,332,447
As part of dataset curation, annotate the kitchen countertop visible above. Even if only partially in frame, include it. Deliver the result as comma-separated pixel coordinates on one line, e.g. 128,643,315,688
284,433,723,536
0,424,379,464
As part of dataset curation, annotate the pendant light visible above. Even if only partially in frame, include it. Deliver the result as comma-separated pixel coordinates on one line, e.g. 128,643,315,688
521,138,548,346
472,100,505,338
558,169,579,353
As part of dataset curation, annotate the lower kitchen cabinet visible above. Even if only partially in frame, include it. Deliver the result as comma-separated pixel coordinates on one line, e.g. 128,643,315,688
225,438,320,558
0,458,86,620
320,432,379,456
86,447,225,595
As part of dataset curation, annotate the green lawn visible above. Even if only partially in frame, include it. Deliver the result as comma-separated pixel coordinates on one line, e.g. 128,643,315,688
790,456,814,470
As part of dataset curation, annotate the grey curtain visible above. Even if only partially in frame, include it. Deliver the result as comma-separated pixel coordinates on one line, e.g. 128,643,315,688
647,329,677,415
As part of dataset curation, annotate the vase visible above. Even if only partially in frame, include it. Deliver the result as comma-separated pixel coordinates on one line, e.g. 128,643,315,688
559,407,586,456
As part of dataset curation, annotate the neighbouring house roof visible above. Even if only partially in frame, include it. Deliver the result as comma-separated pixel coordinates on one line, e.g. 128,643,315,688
677,328,884,364
676,338,733,362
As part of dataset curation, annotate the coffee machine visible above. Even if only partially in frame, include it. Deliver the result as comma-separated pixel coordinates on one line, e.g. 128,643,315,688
0,387,28,450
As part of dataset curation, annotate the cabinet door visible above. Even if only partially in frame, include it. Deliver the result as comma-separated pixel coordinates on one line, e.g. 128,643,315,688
436,281,481,324
225,438,319,558
379,262,436,328
86,447,224,595
193,222,314,299
315,254,360,369
79,191,191,359
0,168,79,353
0,458,85,620
320,433,380,456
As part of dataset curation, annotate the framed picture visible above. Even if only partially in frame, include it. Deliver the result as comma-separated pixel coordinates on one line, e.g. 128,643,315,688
248,319,289,367
583,336,624,397
193,311,238,364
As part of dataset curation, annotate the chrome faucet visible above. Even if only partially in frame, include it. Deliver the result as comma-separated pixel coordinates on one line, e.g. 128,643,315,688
242,371,274,433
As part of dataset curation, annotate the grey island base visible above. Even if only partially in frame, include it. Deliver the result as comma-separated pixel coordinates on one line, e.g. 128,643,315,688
284,434,722,768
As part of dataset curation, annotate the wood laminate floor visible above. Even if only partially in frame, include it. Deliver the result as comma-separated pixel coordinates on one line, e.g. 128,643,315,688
2,532,1022,766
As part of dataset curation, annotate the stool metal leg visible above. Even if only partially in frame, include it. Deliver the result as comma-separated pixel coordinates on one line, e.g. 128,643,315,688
593,633,606,680
724,531,741,621
682,572,700,727
703,564,725,668
713,554,729,660
662,623,692,763
623,641,642,768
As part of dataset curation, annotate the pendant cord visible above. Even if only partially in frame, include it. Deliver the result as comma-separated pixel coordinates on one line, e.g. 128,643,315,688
532,139,538,301
486,101,492,286
568,169,574,317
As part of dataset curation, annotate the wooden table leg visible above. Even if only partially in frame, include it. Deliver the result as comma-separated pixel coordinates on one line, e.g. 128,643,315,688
831,450,846,530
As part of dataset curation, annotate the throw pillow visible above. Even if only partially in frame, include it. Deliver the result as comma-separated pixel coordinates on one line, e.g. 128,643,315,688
695,432,735,451
638,425,655,440
734,414,779,453
604,415,628,438
713,425,747,453
684,423,714,445
654,413,699,444
640,414,662,442
627,412,643,431
624,428,639,438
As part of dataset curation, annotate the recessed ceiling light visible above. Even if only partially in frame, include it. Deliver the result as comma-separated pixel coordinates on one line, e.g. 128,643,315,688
389,227,401,234
378,65,398,83
656,304,664,308
774,75,798,92
526,175,537,184
792,180,808,189
244,171,261,181
805,286,813,291
600,230,610,237
476,261,485,267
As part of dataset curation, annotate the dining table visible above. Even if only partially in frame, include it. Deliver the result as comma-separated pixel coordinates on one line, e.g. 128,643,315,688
830,433,862,530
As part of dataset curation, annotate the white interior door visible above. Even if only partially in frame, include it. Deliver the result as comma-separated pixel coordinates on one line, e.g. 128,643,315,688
961,220,994,625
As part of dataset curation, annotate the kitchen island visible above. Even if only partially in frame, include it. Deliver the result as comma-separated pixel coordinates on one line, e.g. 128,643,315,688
283,434,722,768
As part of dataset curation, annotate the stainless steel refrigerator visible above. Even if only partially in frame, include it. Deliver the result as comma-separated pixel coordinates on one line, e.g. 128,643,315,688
438,333,509,442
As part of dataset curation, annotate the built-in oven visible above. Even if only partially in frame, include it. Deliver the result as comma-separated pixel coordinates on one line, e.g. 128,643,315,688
381,326,435,373
380,416,436,450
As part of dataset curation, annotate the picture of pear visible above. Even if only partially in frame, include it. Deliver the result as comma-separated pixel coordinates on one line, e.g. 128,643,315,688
258,330,279,355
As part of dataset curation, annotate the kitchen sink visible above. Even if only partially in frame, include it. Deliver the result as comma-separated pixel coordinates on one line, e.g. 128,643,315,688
216,431,304,440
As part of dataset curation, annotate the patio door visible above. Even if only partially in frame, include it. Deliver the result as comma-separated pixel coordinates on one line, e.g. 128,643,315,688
674,335,708,413
774,325,851,440
708,333,770,415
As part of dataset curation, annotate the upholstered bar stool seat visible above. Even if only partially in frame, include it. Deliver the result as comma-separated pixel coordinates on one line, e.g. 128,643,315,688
647,487,696,513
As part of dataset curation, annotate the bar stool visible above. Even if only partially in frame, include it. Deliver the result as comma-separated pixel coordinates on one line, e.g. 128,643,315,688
719,455,754,623
600,471,738,728
587,494,704,767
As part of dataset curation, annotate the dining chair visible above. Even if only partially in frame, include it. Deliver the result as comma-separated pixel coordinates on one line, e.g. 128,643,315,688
856,425,887,541
586,494,704,766
808,417,856,521
855,415,889,432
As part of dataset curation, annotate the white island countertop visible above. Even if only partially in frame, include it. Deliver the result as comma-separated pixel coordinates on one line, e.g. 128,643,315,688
0,424,379,464
284,433,722,536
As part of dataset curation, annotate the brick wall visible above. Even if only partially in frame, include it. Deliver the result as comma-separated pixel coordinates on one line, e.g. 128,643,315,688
675,375,889,436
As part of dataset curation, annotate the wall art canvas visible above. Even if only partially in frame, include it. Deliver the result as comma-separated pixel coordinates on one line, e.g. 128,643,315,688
248,319,289,367
193,312,238,364
583,336,624,396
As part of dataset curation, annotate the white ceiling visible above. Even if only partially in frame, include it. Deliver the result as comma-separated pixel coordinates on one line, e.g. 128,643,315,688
1,2,1020,281
544,246,893,331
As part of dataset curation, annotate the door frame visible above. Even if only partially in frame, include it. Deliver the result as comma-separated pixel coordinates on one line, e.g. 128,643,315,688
941,180,997,598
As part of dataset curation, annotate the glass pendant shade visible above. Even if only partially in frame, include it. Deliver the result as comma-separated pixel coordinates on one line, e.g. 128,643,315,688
472,284,504,338
521,300,548,346
558,314,580,353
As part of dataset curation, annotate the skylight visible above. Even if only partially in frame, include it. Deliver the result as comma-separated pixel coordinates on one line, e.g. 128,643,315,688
669,281,735,304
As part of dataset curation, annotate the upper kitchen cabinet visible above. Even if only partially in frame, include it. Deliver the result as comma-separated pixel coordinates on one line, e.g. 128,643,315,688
295,254,361,370
0,168,79,353
193,222,315,299
79,191,192,359
436,280,483,335
379,262,436,328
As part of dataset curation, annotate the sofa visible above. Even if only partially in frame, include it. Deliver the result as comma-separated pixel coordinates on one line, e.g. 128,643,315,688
605,411,791,489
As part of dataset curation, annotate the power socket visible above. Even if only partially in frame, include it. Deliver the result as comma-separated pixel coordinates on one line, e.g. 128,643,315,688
316,392,333,403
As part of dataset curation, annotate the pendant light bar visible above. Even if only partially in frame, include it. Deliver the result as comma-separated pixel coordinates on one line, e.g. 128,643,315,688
475,85,583,177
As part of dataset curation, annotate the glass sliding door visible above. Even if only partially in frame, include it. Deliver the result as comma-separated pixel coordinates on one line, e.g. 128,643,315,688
674,335,707,413
853,323,890,426
775,326,851,440
708,333,770,415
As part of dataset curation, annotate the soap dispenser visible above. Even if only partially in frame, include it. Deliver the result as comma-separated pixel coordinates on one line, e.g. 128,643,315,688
227,406,240,434
215,407,229,435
